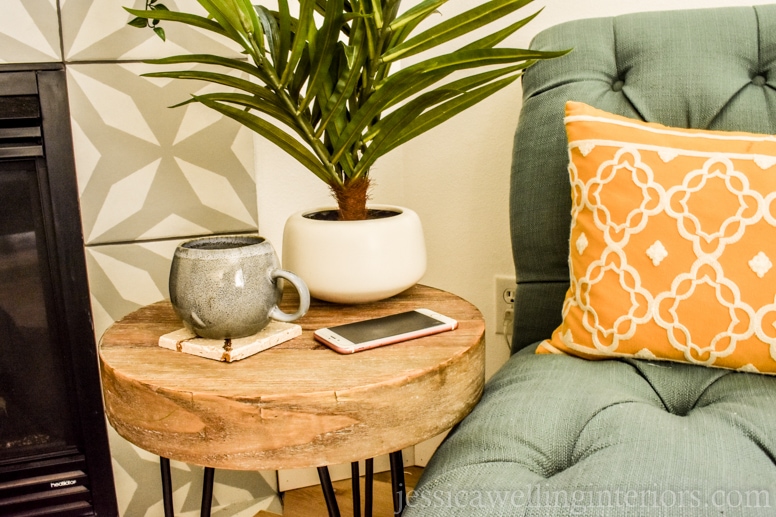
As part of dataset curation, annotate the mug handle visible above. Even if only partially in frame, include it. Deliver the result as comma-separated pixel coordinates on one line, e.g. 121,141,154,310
268,269,311,322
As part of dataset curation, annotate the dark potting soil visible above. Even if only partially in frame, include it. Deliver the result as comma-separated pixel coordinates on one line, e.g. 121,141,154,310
303,209,401,221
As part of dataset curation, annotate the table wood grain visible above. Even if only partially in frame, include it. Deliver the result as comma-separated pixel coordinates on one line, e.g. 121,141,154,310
99,284,485,470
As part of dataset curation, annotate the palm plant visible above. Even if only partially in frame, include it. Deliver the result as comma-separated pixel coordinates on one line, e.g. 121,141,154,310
126,0,566,220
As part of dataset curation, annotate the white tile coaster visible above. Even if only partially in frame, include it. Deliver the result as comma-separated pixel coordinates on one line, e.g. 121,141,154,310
158,322,302,362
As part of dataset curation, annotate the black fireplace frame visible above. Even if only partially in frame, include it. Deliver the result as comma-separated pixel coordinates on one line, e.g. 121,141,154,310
0,62,118,516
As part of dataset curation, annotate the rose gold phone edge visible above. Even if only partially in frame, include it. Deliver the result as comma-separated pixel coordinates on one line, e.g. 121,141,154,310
313,308,458,354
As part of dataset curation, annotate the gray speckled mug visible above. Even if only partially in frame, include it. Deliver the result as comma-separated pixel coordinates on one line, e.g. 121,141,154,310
169,235,310,339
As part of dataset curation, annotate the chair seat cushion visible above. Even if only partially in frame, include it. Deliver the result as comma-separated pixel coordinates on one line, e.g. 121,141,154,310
405,347,776,516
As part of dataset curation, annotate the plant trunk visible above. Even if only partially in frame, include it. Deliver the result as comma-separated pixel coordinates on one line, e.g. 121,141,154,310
331,177,371,221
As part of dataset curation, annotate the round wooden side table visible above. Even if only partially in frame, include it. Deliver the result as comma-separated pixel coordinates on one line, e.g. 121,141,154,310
99,284,485,516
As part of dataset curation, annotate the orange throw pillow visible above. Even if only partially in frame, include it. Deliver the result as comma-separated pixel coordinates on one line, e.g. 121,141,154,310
538,101,776,374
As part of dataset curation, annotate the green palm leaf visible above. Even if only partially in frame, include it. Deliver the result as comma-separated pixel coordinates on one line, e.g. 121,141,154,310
381,0,402,27
332,47,561,161
352,89,450,178
352,89,448,179
143,54,273,84
381,0,534,62
280,0,316,86
189,92,303,137
140,70,272,98
196,0,255,54
276,0,292,76
123,7,228,38
377,47,564,104
389,0,448,31
315,17,367,138
301,0,345,112
387,0,447,48
382,72,523,154
363,63,528,143
195,96,336,184
458,9,544,51
255,5,280,66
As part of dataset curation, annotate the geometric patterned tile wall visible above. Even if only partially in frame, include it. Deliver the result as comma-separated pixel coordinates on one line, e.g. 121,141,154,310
86,240,183,337
0,0,61,63
68,63,257,245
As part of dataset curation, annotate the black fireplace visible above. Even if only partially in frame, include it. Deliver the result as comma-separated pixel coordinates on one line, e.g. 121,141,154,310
0,64,117,516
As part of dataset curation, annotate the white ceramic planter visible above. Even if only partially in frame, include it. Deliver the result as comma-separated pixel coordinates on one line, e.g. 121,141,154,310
282,205,427,304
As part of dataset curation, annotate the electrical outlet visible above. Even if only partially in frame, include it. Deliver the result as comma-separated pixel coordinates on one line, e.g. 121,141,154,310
495,275,516,335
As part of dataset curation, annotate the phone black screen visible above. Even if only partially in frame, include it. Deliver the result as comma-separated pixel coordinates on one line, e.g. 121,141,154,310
329,311,446,344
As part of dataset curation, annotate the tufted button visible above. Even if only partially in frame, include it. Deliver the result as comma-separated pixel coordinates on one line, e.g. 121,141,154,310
753,75,767,86
612,80,624,92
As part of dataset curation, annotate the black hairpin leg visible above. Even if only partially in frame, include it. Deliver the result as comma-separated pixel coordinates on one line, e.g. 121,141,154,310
365,459,374,517
201,467,215,517
351,462,361,517
160,457,216,517
317,466,342,517
160,457,174,517
390,451,406,516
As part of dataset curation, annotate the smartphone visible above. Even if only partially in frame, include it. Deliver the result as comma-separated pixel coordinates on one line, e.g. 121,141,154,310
314,308,458,354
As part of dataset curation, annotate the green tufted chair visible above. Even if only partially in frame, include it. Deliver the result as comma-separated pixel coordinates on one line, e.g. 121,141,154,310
405,5,776,516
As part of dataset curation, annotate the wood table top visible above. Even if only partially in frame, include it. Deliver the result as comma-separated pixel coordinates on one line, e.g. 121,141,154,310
99,284,485,470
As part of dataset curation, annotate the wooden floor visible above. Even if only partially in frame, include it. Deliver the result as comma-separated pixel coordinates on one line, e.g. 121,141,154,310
257,467,423,517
